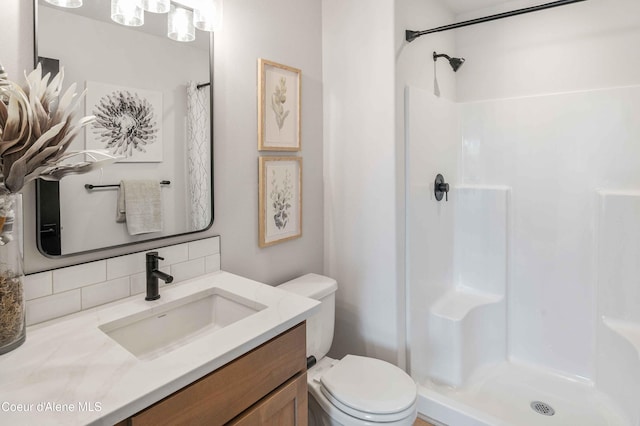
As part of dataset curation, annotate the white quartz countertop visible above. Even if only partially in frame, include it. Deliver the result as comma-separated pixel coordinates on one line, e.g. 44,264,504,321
0,271,319,425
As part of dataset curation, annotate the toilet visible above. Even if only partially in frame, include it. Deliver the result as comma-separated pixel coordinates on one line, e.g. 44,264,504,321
278,273,417,426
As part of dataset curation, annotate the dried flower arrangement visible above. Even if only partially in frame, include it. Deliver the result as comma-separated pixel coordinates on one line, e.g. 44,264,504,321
0,62,118,195
0,61,118,351
0,272,22,346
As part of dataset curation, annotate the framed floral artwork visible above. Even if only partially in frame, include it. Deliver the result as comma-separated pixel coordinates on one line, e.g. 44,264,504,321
258,59,301,151
85,81,163,162
259,156,302,247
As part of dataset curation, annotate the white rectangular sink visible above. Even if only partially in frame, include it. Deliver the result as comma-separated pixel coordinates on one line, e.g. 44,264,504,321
99,288,266,360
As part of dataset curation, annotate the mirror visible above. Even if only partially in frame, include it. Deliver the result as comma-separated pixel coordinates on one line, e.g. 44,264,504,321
34,0,213,256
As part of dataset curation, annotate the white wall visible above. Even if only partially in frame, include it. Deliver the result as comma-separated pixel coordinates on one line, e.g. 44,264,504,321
213,0,324,285
456,0,640,102
0,2,32,81
455,0,640,379
396,0,457,102
3,0,324,287
322,0,400,364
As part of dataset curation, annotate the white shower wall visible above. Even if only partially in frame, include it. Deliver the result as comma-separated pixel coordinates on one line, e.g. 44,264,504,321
454,0,640,380
460,86,640,380
404,1,640,423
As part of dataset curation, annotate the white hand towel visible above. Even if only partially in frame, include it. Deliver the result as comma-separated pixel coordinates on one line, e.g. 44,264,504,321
116,180,163,235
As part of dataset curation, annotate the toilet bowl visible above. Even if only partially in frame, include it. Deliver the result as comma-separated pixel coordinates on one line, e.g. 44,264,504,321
278,274,417,426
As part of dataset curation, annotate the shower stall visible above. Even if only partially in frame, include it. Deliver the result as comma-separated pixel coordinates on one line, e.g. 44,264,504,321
402,0,640,424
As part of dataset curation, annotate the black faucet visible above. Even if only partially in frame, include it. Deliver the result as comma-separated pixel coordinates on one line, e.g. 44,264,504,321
145,251,174,301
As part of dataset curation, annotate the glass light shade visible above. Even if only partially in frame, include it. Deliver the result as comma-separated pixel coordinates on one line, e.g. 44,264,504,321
194,0,223,32
44,0,83,7
168,5,195,42
142,0,169,13
111,0,144,27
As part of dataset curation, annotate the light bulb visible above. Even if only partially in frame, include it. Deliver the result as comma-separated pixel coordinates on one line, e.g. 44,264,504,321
142,0,169,14
168,4,195,42
111,0,144,27
194,0,223,32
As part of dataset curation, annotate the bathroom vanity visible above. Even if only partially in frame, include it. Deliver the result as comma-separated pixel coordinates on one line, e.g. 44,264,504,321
119,323,307,425
0,271,318,425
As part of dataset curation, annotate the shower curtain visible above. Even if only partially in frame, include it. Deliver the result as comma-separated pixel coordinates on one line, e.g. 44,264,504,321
186,81,211,231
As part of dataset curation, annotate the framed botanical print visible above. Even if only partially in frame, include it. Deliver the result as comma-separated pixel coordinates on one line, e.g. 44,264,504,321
259,156,302,247
258,59,301,151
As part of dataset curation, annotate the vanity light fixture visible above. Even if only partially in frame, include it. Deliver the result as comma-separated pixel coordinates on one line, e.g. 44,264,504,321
111,0,144,27
168,4,195,42
46,0,223,39
143,0,170,13
44,0,83,8
193,0,223,32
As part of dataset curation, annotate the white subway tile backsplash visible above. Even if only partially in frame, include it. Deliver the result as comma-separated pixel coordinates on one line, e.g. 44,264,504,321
107,252,146,280
24,271,53,301
82,277,130,310
26,290,81,326
130,272,146,295
157,243,189,267
205,254,221,273
53,261,106,293
28,237,221,325
189,237,220,259
171,258,205,283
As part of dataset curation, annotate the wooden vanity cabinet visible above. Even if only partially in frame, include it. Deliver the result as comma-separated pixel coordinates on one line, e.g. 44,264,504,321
119,322,307,426
229,372,307,425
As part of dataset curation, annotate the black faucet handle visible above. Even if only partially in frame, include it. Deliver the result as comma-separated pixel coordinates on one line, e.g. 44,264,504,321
146,251,165,261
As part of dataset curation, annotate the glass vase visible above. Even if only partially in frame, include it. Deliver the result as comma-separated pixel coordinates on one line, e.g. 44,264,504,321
0,193,25,355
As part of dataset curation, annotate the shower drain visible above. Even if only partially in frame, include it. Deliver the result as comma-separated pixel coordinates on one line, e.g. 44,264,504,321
530,401,555,416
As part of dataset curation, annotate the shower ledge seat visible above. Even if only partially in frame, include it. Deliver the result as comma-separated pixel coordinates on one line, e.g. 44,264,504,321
603,317,640,360
430,288,503,320
427,287,505,387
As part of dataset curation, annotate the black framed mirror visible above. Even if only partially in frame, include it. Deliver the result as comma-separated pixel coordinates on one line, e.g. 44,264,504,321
34,0,214,257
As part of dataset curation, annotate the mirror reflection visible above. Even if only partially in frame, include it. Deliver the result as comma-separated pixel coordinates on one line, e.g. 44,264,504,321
35,0,213,256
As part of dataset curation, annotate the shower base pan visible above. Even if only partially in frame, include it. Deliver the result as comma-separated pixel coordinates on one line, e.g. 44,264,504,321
416,361,630,426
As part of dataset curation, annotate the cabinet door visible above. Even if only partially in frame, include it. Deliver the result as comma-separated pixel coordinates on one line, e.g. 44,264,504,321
230,373,308,426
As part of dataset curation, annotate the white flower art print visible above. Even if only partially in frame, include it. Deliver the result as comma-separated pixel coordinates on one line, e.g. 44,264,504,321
85,81,163,162
259,157,302,247
258,59,300,151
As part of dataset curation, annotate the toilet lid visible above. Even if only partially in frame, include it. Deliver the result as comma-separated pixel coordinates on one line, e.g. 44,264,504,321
320,355,417,417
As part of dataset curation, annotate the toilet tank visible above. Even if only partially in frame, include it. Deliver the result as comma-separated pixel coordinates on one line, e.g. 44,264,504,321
278,273,337,361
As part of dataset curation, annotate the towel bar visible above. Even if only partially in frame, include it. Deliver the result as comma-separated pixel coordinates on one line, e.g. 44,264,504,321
84,180,171,190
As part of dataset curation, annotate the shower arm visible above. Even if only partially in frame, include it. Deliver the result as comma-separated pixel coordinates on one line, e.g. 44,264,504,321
406,0,588,43
433,53,451,61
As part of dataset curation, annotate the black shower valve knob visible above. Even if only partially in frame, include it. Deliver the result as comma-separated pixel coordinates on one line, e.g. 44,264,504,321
434,174,450,202
438,182,450,193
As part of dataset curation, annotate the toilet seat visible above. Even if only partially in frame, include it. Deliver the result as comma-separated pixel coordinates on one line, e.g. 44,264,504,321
317,355,417,423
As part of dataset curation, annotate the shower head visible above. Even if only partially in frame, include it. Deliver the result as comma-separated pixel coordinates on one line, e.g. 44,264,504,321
433,52,465,72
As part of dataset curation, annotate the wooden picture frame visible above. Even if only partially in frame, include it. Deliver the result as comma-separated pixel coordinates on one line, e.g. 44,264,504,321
259,156,302,247
258,59,301,151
